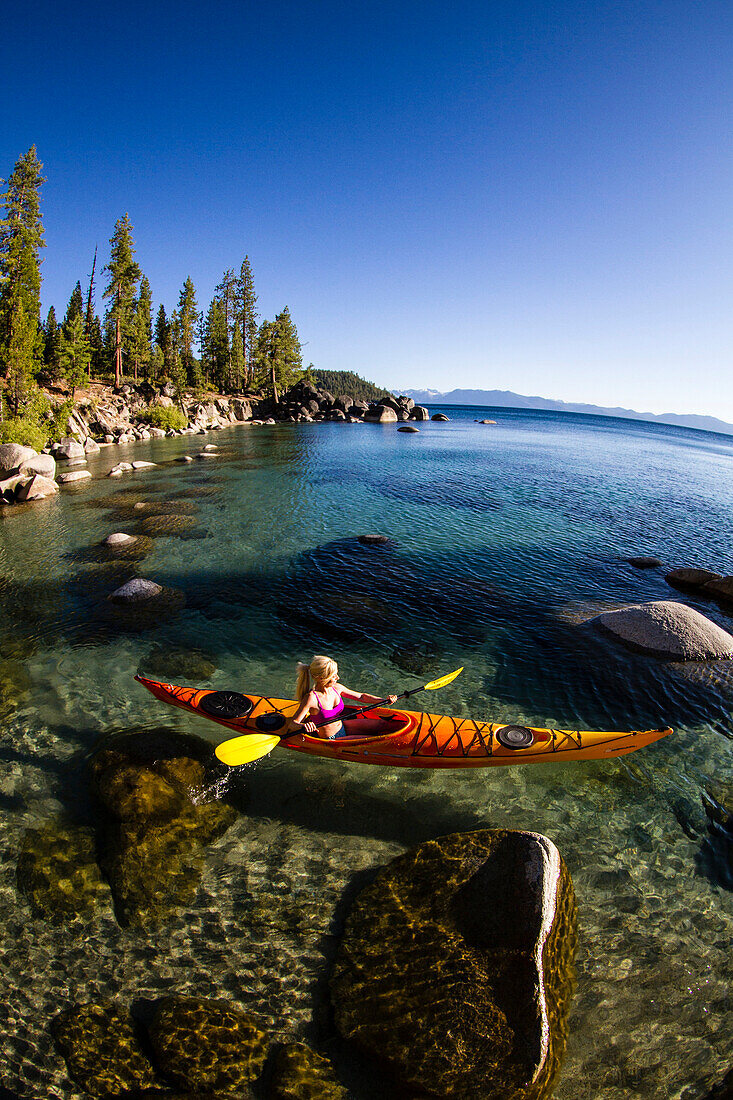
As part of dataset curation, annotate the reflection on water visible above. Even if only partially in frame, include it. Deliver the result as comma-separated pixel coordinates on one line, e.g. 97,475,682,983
0,409,731,1097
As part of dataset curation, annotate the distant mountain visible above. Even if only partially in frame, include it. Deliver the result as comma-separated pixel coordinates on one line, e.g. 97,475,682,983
399,388,733,436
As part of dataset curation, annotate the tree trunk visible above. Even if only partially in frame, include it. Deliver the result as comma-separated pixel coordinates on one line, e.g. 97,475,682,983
271,364,279,404
114,282,122,388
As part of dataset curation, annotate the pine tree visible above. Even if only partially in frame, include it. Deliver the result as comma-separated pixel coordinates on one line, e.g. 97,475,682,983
155,304,174,377
5,302,39,416
43,306,61,377
102,213,140,387
214,268,236,386
170,351,188,409
201,296,228,391
231,319,244,392
0,146,46,418
64,281,84,329
254,306,302,403
177,277,200,389
58,312,91,400
131,275,153,381
85,247,97,335
235,256,258,388
85,247,101,380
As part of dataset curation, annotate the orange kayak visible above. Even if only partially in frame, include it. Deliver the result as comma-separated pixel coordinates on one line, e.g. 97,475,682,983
135,675,673,769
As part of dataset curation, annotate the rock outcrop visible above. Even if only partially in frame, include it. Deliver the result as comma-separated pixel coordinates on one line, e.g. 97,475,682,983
591,600,733,659
331,829,577,1100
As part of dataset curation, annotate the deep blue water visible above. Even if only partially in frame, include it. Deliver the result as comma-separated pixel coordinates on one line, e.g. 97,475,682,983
0,405,731,1098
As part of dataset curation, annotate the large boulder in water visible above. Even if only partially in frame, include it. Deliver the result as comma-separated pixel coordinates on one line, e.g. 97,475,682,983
590,600,733,660
331,829,577,1100
703,576,733,606
147,996,269,1093
17,452,56,479
54,437,86,460
89,730,237,928
665,567,722,592
271,1042,349,1099
53,1002,157,1097
364,404,398,423
0,442,37,474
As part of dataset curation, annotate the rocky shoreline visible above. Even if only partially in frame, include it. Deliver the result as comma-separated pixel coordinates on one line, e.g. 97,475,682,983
0,380,445,508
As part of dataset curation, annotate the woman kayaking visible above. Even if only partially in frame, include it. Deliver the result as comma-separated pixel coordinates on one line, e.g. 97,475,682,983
290,655,398,739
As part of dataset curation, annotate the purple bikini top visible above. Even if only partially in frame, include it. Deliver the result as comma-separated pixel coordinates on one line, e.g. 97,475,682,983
313,690,345,724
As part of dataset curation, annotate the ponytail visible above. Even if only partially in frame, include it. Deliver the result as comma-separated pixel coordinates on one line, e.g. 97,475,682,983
296,661,311,702
296,655,338,701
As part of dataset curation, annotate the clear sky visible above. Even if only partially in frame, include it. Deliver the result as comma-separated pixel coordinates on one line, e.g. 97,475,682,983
3,1,732,418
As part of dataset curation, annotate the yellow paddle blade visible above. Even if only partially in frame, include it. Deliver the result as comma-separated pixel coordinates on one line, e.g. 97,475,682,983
424,667,463,691
215,733,281,766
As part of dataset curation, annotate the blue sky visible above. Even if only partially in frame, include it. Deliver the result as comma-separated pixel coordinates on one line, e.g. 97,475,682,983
3,1,732,418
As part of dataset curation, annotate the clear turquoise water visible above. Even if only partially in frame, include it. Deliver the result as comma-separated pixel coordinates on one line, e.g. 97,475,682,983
0,408,731,1097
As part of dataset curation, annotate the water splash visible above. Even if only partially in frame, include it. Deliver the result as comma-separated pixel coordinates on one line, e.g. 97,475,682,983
190,771,233,805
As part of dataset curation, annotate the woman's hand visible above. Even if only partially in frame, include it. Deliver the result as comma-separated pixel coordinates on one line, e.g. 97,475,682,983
303,720,317,733
387,694,398,704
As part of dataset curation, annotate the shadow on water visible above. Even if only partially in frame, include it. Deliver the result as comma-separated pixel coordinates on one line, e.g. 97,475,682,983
2,523,733,736
233,759,501,849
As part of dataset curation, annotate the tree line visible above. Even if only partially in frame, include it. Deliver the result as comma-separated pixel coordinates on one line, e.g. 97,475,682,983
0,146,305,440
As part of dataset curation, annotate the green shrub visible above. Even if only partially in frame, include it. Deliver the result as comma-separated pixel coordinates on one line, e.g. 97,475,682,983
47,398,73,442
140,404,187,431
0,417,49,451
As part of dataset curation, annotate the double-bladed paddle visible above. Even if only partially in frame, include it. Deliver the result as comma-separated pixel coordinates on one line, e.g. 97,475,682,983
214,666,464,767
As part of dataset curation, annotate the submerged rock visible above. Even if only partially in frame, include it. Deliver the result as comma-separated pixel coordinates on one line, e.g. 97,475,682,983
590,600,733,659
53,1002,157,1097
148,997,269,1093
105,576,185,627
0,658,31,715
57,469,92,484
331,829,576,1100
627,556,662,568
271,1042,349,1099
16,823,111,921
701,780,733,888
144,643,218,681
138,513,199,537
89,730,237,928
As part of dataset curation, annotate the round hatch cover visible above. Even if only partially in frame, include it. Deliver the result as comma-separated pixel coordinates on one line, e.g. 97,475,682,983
496,725,535,749
255,712,288,732
200,691,254,719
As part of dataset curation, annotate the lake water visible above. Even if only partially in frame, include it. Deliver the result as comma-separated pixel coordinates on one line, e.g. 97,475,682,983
0,406,731,1097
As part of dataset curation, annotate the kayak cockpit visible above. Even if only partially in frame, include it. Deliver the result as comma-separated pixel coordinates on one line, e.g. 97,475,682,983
298,709,415,744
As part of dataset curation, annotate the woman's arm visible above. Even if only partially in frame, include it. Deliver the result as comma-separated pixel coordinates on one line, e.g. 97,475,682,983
289,693,317,732
340,684,398,705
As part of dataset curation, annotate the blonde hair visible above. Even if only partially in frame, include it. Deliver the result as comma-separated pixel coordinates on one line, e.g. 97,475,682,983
296,655,338,701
